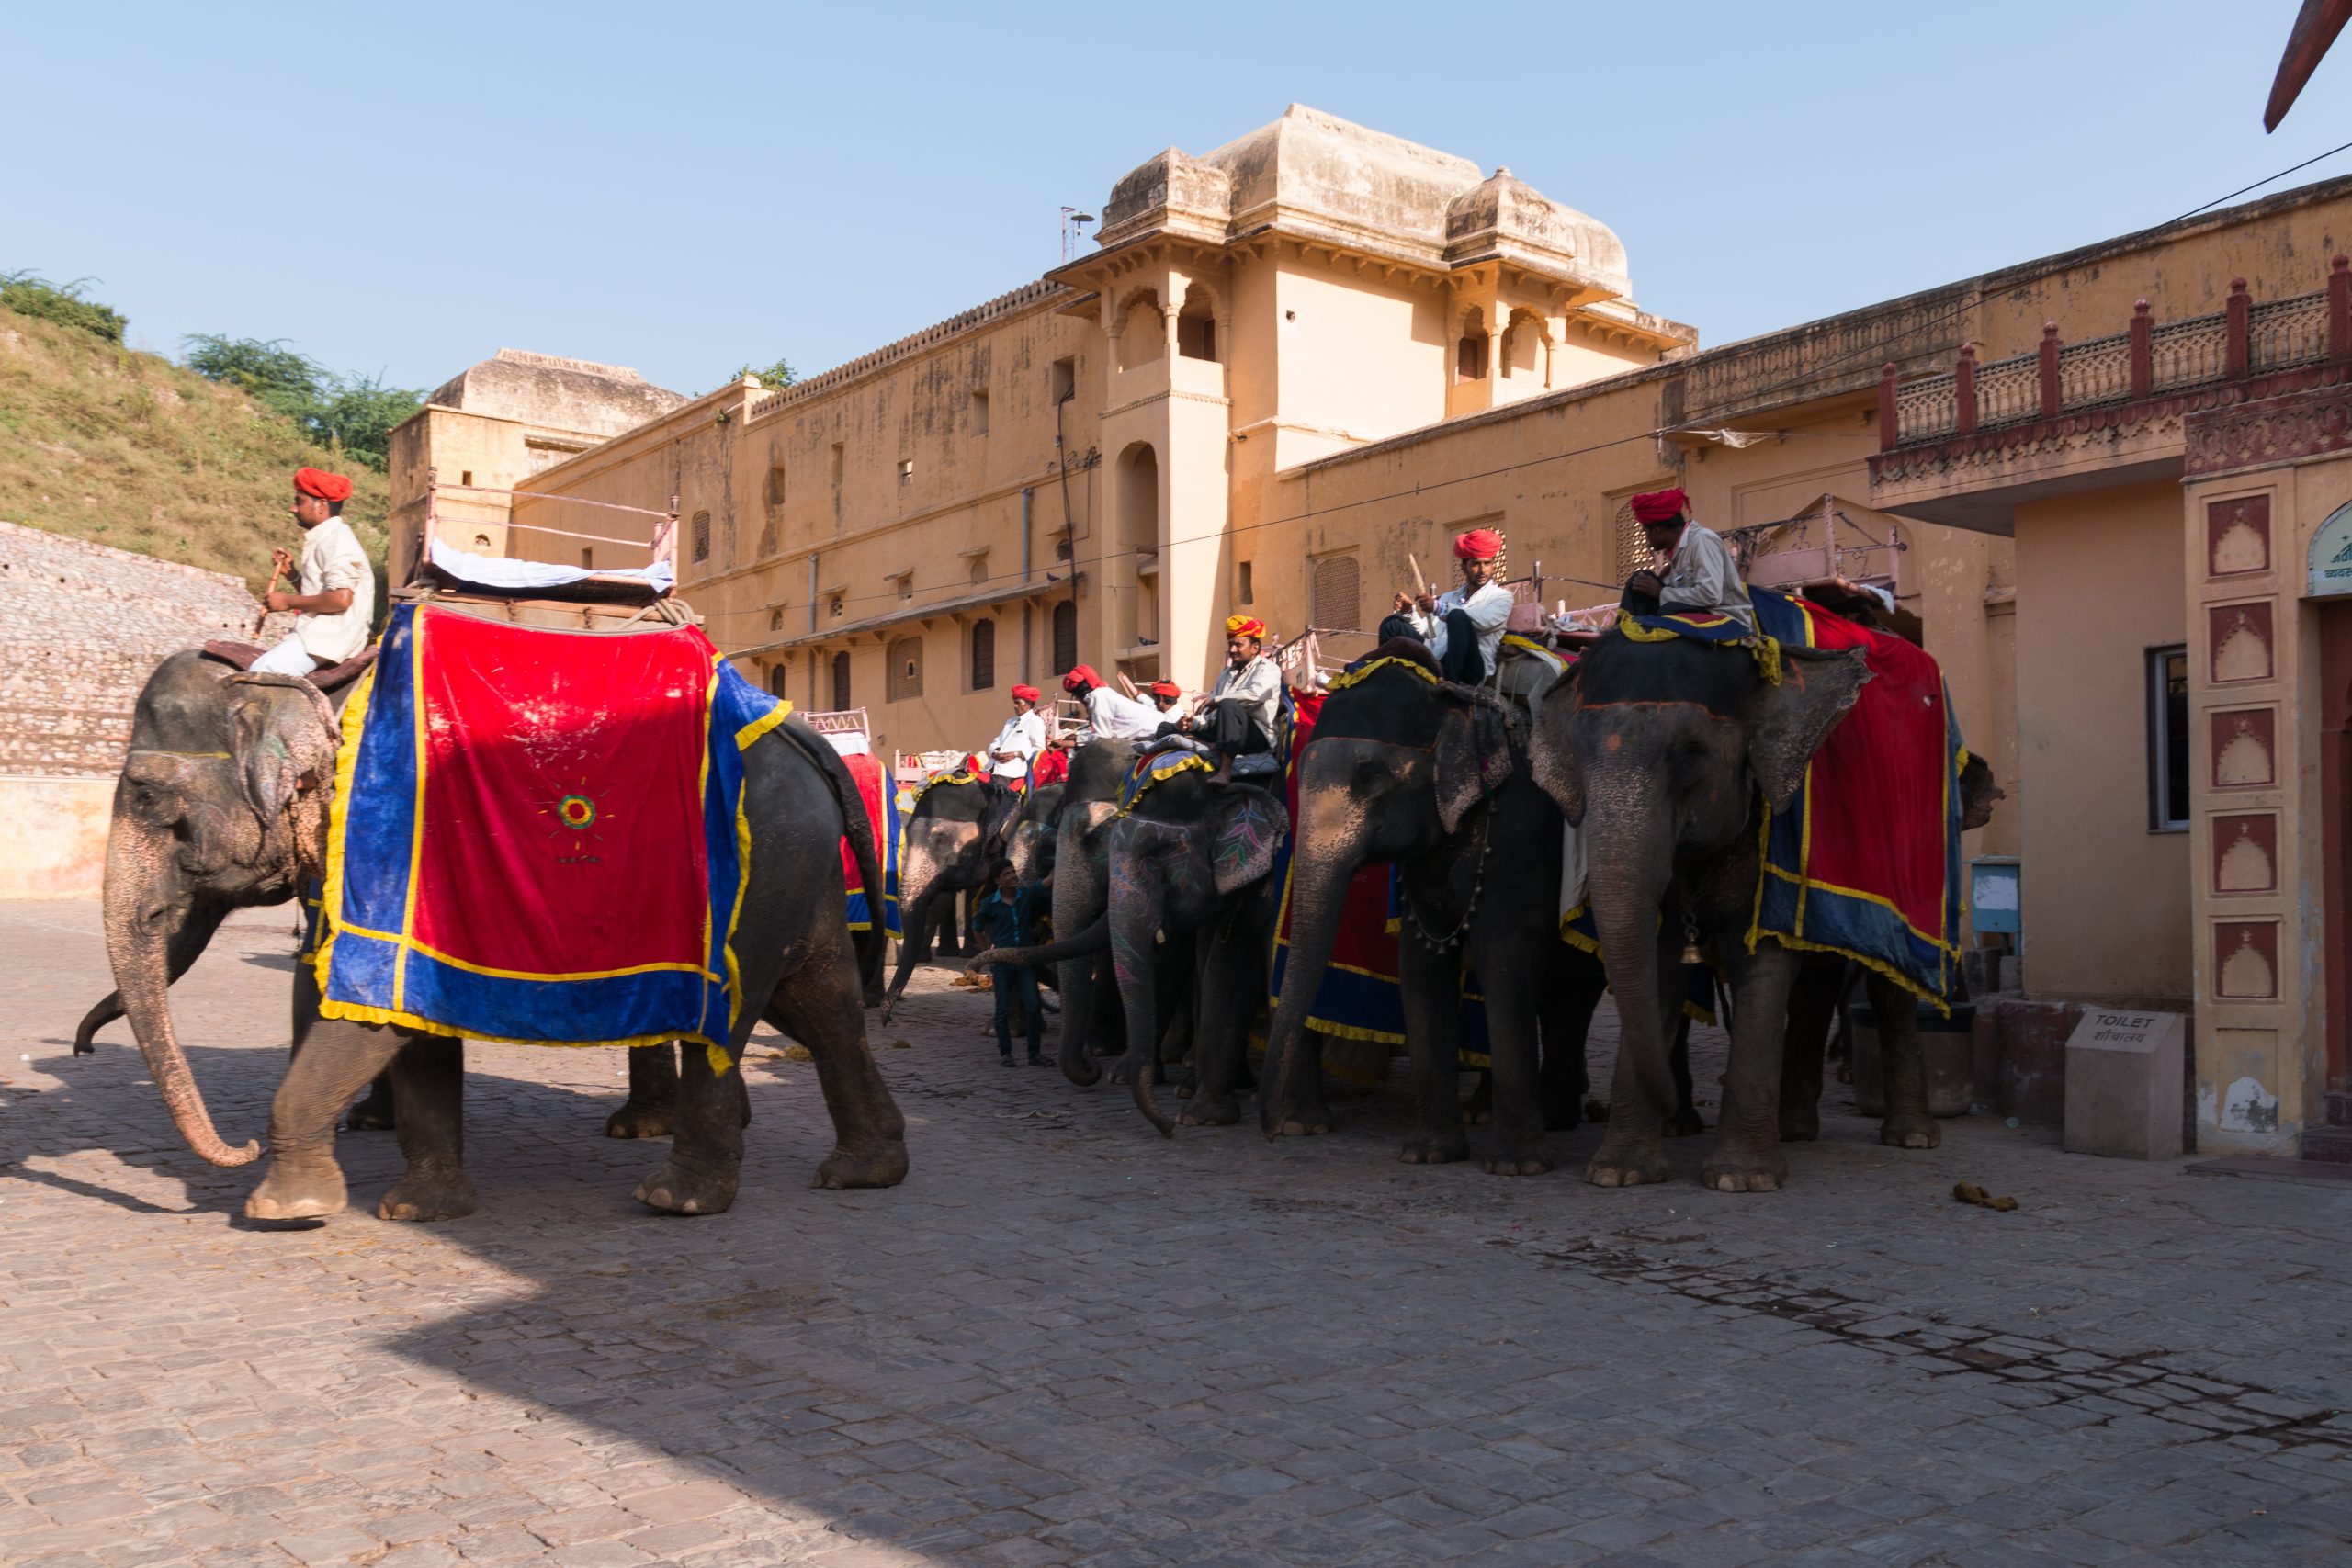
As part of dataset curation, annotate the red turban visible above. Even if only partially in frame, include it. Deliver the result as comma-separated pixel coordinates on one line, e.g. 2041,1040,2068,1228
1061,664,1102,693
1453,527,1503,561
294,467,353,503
1225,615,1266,640
1148,679,1182,699
1011,684,1041,703
1631,488,1689,525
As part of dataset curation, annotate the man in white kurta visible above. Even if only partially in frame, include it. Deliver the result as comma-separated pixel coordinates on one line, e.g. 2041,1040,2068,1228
1396,526,1514,682
984,686,1047,784
1061,664,1159,743
251,467,374,676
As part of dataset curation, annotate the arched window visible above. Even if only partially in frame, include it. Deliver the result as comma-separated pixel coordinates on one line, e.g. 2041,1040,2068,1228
1455,309,1488,384
831,650,851,712
768,662,790,699
1178,294,1218,361
1117,290,1165,371
888,637,923,703
691,509,712,562
1051,599,1078,676
1311,554,1361,632
969,619,996,691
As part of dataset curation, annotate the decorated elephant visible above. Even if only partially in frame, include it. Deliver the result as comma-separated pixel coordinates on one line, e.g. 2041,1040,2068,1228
1002,739,1134,1082
1532,595,1982,1192
1259,645,1595,1174
96,634,907,1223
883,769,1025,1012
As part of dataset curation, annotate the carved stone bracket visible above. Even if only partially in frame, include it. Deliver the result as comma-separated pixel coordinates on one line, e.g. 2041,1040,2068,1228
2186,378,2352,478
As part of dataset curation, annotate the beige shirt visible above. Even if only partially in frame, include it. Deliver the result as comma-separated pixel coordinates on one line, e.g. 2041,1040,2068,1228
1208,654,1282,746
293,517,374,663
1657,522,1753,632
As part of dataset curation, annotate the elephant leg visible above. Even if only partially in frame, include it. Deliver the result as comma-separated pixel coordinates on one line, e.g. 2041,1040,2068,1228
1462,1069,1495,1125
1539,962,1602,1132
1701,939,1802,1193
379,1036,475,1221
346,1073,397,1131
605,1042,681,1139
634,1040,745,1215
1396,938,1468,1166
245,1019,411,1221
1666,1010,1706,1137
1476,952,1549,1177
1585,922,1683,1189
764,933,910,1191
1265,1027,1333,1136
1777,958,1846,1141
1867,970,1940,1150
1177,931,1255,1127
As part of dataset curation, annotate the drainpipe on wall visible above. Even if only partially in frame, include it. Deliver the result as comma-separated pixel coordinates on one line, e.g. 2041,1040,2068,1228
1021,488,1033,684
807,551,819,711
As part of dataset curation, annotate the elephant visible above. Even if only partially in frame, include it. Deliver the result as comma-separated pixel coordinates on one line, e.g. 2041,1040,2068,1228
1006,739,1136,1083
98,644,908,1222
884,772,1026,1013
1531,626,1970,1192
1258,645,1593,1174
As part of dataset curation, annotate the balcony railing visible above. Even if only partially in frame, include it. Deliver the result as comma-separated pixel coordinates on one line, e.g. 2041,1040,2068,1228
1879,259,2352,452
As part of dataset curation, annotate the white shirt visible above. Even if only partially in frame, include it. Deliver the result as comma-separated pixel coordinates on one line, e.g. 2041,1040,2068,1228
1409,579,1515,678
1207,655,1282,746
1657,522,1753,631
985,709,1046,780
293,517,374,663
1081,684,1162,741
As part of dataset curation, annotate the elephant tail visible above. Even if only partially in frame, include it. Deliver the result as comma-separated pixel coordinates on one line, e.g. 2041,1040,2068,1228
773,716,888,998
964,915,1108,972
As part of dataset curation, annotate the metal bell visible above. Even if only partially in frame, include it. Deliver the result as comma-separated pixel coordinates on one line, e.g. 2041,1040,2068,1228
1679,915,1704,966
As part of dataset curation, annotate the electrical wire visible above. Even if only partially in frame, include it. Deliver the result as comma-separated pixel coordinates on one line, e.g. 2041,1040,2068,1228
692,136,2352,631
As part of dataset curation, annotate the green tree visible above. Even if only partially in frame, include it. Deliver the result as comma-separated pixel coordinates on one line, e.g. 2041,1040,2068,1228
313,372,424,470
735,355,797,389
0,272,126,343
183,333,324,422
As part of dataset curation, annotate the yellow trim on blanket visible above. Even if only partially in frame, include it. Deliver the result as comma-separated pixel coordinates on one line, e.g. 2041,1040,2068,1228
1557,904,1601,956
1613,608,1782,685
312,661,381,991
735,692,795,750
1116,750,1212,816
321,919,718,983
1326,655,1441,694
397,613,430,1012
313,995,724,1055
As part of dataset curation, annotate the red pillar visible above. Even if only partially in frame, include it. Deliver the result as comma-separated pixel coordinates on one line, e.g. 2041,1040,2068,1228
1878,364,1899,451
2039,323,2062,418
1955,344,1979,434
2130,301,2154,400
2225,277,2251,381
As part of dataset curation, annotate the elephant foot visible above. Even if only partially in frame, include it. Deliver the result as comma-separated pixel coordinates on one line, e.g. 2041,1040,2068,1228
635,1160,740,1215
1700,1146,1788,1193
244,1159,347,1222
1463,1079,1496,1126
604,1100,676,1139
1268,1103,1335,1138
1398,1132,1468,1166
1881,1115,1941,1151
1584,1134,1669,1189
377,1170,478,1223
1178,1095,1240,1127
345,1085,396,1132
1779,1104,1822,1143
1483,1144,1551,1178
1665,1105,1709,1138
812,1140,910,1190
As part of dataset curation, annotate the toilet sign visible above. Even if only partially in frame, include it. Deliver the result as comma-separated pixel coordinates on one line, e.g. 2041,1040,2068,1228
2311,500,2352,596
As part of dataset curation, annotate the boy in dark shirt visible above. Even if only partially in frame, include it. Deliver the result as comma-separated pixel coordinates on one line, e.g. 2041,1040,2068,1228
970,862,1045,1066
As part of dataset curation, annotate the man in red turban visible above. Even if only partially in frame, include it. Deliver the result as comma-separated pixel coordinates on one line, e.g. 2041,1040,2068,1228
1389,525,1514,682
1623,487,1752,629
1060,663,1158,744
982,686,1046,789
252,468,374,676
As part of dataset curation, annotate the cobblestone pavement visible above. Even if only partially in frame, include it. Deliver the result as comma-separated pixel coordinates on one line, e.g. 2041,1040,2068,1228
3,897,2349,1568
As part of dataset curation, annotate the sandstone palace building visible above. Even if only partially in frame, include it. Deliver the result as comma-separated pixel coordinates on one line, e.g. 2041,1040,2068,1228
389,107,2352,1168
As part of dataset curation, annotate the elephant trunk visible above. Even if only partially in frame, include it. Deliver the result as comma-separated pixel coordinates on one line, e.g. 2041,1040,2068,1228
1111,860,1174,1138
883,852,943,1013
1584,805,1681,1126
966,915,1108,972
1052,808,1113,1087
1258,833,1356,1140
101,820,260,1168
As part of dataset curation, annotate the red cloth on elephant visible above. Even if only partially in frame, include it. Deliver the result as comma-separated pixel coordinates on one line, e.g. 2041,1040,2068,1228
1267,689,1408,1041
1031,746,1069,786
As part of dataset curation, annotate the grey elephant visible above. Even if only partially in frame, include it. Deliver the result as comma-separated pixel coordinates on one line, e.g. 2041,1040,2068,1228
99,643,908,1221
1258,646,1596,1174
1531,627,1986,1192
884,772,1024,1013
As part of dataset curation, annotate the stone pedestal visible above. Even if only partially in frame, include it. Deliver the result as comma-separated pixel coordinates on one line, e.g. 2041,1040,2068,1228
2064,1010,2187,1159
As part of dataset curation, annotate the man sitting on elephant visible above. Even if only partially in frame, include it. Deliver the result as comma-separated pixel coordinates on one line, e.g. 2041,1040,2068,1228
1621,487,1752,631
1390,526,1516,682
1170,616,1281,780
1061,664,1160,744
251,467,374,677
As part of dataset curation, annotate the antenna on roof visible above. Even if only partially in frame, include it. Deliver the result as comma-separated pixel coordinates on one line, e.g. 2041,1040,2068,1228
1060,207,1095,263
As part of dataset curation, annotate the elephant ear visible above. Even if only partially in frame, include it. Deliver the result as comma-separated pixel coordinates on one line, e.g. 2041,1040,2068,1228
1531,661,1586,825
225,674,340,828
1433,700,1517,834
1746,649,1870,813
1209,785,1288,895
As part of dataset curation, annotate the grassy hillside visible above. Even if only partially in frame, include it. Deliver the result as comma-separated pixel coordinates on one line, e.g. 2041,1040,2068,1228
0,303,389,593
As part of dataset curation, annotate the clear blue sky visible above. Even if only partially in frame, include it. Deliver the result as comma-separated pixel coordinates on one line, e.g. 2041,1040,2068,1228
9,2,2348,398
